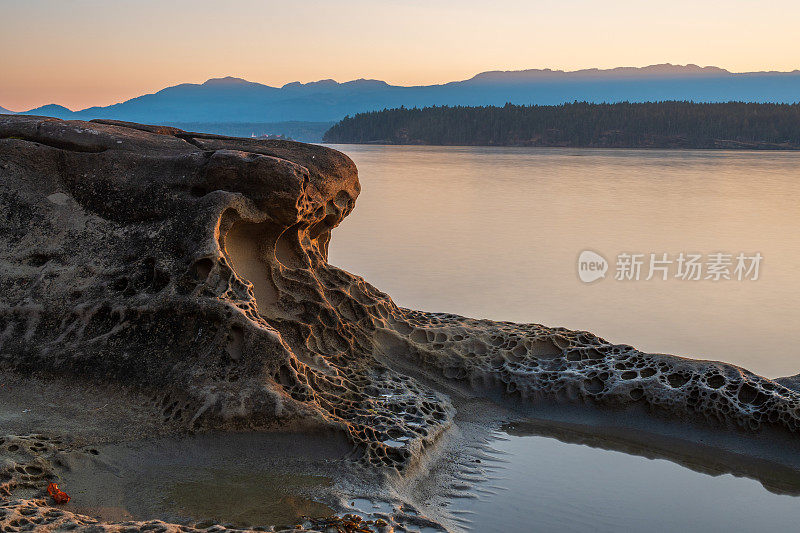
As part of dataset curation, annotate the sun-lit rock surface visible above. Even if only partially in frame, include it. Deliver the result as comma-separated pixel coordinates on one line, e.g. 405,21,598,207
3,115,800,530
0,115,452,472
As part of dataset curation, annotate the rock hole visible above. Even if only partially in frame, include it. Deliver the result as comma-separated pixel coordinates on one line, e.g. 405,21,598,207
28,253,52,267
738,383,767,405
584,377,604,394
192,258,214,280
222,220,280,315
275,223,305,269
226,325,245,360
667,373,690,388
640,368,656,378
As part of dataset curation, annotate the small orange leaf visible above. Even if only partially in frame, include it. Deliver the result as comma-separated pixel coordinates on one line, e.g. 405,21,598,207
46,482,71,504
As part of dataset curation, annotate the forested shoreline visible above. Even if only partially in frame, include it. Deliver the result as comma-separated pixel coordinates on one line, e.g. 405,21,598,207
322,102,800,149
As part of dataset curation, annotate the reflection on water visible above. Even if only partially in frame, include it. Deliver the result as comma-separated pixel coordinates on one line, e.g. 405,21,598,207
455,427,800,532
500,419,800,496
72,469,332,528
328,145,800,378
164,470,333,527
60,432,342,528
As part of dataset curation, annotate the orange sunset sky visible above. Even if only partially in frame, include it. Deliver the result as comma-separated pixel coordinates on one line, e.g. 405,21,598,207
2,0,799,111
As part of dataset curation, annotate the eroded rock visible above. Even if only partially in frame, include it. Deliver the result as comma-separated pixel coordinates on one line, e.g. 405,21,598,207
0,115,451,472
3,114,800,475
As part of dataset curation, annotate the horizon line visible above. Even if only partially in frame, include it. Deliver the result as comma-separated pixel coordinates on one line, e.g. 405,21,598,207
5,62,800,113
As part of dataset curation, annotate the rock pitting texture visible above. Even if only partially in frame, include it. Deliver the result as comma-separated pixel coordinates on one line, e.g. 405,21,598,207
0,435,61,498
0,116,450,471
3,114,800,478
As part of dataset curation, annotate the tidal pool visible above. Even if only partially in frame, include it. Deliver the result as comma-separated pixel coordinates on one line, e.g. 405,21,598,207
59,432,342,528
452,426,800,532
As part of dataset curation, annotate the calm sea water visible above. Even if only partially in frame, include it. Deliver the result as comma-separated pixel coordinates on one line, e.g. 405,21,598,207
460,430,800,532
328,145,800,532
328,145,800,379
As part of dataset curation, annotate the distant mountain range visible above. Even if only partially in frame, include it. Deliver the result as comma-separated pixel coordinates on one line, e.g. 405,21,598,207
3,64,800,141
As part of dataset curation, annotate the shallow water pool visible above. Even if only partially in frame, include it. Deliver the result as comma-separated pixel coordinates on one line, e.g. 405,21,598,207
452,427,800,532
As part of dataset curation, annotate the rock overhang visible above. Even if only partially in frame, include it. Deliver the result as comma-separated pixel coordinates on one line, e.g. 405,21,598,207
0,115,451,471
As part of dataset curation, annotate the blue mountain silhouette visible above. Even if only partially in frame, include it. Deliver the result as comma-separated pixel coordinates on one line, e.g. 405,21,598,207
7,65,800,140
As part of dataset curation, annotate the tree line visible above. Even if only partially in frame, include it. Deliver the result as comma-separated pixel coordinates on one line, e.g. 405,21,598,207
322,102,800,149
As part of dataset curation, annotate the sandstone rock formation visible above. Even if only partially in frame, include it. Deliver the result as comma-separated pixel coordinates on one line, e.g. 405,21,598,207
0,115,451,472
3,114,800,477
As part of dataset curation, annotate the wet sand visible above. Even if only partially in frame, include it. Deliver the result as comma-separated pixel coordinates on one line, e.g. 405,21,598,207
0,371,452,530
5,366,800,532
